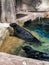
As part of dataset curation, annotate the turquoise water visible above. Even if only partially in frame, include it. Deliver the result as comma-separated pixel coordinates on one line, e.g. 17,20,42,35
34,25,49,38
24,23,49,53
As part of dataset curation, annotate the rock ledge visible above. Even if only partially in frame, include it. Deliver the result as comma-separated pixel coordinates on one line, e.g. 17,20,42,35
0,52,49,65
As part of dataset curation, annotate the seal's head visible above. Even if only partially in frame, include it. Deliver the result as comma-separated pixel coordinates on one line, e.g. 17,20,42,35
22,46,32,52
10,23,17,28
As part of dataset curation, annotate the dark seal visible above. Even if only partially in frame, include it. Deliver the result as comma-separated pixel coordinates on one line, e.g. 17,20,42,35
22,46,49,61
10,23,41,44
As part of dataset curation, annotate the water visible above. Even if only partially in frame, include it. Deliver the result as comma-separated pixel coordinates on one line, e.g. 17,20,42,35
23,20,49,54
34,25,49,38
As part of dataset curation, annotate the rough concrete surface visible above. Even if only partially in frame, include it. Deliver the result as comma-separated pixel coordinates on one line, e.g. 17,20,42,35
0,52,49,65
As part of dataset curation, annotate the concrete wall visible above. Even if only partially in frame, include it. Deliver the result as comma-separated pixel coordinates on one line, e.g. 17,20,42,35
1,0,16,23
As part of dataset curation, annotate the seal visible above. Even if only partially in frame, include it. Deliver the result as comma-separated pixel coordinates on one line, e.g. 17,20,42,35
10,23,41,45
22,46,49,61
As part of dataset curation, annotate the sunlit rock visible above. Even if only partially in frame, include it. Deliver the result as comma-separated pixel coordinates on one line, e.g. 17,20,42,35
37,0,49,11
0,27,9,47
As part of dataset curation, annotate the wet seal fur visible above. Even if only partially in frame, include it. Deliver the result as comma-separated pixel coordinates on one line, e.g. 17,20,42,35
22,46,49,61
10,23,41,45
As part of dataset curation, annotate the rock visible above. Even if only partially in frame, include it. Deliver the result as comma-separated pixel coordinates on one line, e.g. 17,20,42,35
0,36,24,54
0,26,24,55
0,27,9,48
0,52,49,65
